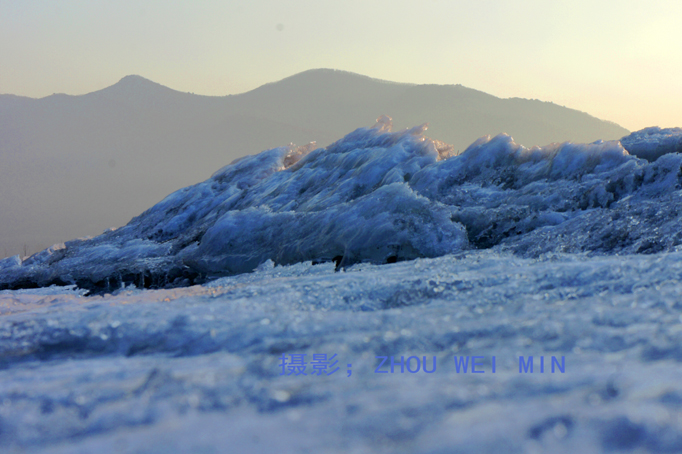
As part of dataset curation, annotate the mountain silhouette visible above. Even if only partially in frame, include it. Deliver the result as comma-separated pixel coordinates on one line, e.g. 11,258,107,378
0,69,629,258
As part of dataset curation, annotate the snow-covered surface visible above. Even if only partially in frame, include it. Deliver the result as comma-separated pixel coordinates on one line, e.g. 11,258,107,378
2,118,682,452
2,252,682,453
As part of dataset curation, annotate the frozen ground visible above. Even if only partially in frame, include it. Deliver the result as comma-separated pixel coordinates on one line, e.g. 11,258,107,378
2,118,682,452
2,251,682,453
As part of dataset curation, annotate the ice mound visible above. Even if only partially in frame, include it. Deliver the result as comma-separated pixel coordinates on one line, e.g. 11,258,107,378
185,183,466,275
2,117,682,293
620,126,682,161
0,117,465,292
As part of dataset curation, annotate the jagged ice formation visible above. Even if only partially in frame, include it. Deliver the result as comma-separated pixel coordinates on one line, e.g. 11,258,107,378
2,116,682,293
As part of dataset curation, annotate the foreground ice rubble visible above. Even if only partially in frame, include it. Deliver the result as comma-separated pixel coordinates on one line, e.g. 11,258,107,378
2,117,682,292
2,251,682,453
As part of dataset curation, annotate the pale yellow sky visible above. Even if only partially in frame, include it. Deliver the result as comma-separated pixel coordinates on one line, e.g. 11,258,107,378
2,0,681,131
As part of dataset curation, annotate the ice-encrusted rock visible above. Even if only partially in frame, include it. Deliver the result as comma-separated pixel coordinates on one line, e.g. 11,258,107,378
0,254,21,271
0,117,464,291
184,183,467,275
620,126,682,161
2,117,682,293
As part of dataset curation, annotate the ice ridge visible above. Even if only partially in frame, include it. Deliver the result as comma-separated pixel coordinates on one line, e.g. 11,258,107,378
2,116,682,293
620,126,682,161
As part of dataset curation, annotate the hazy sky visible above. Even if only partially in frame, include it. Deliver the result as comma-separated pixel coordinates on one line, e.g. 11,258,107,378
2,0,681,131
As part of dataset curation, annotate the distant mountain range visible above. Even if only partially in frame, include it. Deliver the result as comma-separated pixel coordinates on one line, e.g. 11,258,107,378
0,69,629,258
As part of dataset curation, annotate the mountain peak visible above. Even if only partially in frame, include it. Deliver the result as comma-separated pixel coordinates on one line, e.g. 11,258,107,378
259,68,415,90
89,75,178,99
117,74,153,84
111,74,168,91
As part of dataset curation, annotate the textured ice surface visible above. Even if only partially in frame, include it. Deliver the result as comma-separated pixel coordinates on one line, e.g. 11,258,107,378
2,117,682,293
2,251,682,453
620,127,682,161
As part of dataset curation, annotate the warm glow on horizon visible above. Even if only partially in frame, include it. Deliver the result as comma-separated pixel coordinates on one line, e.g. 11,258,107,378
2,0,681,132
